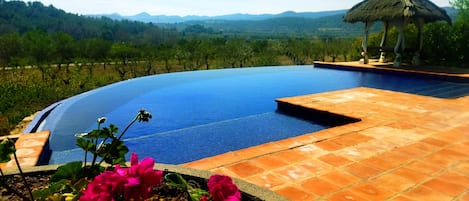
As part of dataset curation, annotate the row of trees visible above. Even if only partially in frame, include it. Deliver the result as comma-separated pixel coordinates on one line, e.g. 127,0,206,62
0,30,357,70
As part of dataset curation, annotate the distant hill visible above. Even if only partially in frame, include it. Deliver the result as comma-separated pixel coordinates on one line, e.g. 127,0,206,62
96,8,457,37
0,0,457,39
96,10,349,24
0,0,174,41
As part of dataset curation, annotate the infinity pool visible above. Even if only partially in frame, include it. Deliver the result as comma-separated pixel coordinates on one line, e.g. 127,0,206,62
31,66,469,164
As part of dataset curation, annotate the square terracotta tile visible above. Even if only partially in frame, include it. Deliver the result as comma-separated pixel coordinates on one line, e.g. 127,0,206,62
377,151,414,166
233,146,268,159
301,177,341,196
204,152,243,167
15,137,48,148
315,140,345,151
392,145,429,159
211,167,237,178
224,161,265,178
246,173,287,189
272,149,311,163
332,132,374,147
389,195,416,201
406,142,439,156
424,149,467,168
348,182,395,200
391,167,428,183
250,154,289,170
182,158,216,170
420,137,448,147
14,146,43,158
405,160,444,176
460,193,469,201
326,189,368,201
453,161,469,175
321,170,361,187
403,185,453,201
370,173,415,193
436,171,469,186
299,160,334,176
446,143,469,156
359,156,398,171
336,146,378,161
318,153,352,167
274,165,316,181
345,162,382,179
422,178,467,196
311,130,337,141
274,186,318,201
295,144,329,158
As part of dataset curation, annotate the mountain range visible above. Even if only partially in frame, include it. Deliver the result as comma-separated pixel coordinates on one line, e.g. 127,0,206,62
95,10,348,24
94,8,457,37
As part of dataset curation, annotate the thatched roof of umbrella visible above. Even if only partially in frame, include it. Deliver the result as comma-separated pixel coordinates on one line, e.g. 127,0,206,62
343,0,451,23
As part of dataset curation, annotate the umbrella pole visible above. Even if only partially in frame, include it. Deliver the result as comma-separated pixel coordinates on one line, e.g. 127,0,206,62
361,21,372,64
379,21,389,63
393,20,405,67
412,19,424,66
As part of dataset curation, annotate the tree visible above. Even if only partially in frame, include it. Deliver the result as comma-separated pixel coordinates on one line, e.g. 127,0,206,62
82,38,111,66
22,30,53,80
0,33,23,68
52,32,76,70
451,0,469,22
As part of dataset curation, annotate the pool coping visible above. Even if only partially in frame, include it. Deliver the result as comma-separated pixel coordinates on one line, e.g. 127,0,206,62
314,61,469,83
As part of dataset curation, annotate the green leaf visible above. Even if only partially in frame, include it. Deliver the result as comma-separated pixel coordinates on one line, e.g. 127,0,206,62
98,139,128,165
189,188,211,201
75,138,96,152
109,124,119,135
164,173,189,190
0,139,15,163
50,161,84,183
33,179,71,200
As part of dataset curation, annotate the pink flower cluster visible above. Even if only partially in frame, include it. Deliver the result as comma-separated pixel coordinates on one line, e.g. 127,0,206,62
80,153,241,201
80,153,163,201
207,174,241,201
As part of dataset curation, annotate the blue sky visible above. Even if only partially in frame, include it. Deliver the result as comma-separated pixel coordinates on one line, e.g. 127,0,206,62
27,0,451,16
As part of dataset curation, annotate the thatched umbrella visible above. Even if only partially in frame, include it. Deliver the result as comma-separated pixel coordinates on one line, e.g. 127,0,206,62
343,0,451,66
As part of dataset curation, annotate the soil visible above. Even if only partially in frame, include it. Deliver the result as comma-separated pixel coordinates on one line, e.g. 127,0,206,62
0,171,190,201
1,171,52,201
1,171,261,201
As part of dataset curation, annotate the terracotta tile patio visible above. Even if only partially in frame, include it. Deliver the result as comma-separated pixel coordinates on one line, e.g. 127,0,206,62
183,62,469,201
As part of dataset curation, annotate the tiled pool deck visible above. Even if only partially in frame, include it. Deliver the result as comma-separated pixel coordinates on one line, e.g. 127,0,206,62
2,61,469,200
183,62,469,201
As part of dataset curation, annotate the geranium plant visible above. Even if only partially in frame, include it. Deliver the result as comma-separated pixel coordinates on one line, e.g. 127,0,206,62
2,109,241,201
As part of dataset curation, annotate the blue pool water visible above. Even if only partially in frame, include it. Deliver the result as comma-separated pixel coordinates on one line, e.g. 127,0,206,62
33,66,469,164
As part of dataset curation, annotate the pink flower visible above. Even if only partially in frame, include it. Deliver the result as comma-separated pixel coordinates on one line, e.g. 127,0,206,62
200,195,209,201
207,175,241,201
115,153,163,200
80,153,163,201
80,171,127,201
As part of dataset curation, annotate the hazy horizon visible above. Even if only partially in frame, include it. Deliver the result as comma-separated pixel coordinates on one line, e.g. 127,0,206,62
20,0,452,17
